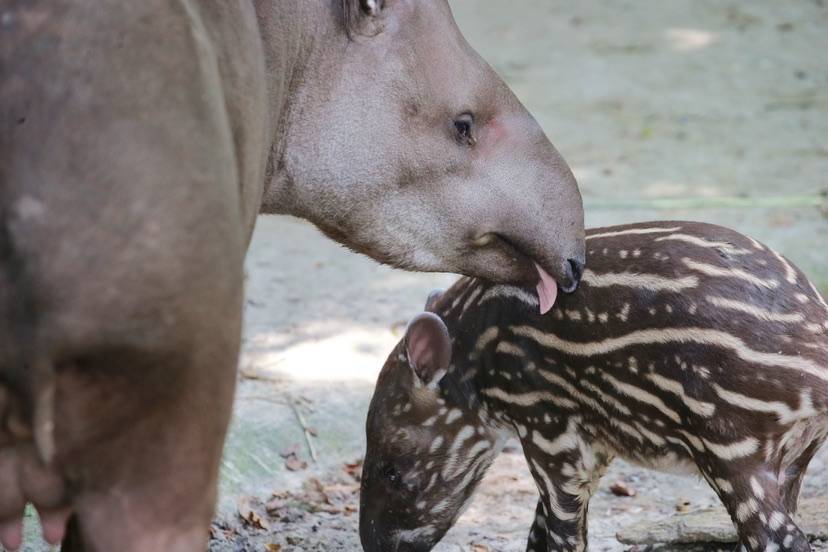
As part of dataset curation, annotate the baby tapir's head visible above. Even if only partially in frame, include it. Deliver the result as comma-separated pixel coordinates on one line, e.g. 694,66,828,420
360,310,500,551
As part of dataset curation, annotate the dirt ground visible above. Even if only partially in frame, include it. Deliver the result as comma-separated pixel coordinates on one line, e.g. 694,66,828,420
208,1,828,551
16,1,827,551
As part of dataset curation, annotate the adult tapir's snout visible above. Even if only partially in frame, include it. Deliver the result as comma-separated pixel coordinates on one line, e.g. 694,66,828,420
266,0,586,295
460,112,586,292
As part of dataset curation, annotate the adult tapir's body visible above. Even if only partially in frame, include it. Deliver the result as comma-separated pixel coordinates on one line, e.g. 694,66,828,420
0,0,584,550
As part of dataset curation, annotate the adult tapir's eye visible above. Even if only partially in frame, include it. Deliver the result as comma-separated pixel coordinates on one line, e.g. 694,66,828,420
453,113,476,146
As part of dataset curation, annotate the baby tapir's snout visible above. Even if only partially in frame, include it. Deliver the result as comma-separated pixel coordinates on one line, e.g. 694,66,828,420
361,221,828,552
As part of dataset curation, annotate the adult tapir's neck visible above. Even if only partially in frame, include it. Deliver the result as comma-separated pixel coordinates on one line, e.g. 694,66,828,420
253,0,338,216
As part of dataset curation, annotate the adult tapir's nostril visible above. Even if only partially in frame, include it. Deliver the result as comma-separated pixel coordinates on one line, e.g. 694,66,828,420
561,258,584,293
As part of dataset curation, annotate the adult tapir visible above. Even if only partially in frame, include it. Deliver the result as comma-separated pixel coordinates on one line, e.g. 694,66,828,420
0,0,585,549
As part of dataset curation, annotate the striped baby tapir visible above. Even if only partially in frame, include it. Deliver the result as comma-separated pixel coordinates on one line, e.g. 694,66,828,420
359,221,828,552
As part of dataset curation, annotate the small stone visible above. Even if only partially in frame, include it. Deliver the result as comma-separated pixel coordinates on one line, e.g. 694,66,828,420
675,499,693,513
617,498,828,546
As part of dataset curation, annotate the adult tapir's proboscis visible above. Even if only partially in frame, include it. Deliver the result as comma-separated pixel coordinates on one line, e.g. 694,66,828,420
0,0,585,549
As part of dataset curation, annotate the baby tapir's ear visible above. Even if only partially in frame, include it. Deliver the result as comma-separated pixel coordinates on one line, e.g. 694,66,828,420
405,312,452,385
424,289,445,311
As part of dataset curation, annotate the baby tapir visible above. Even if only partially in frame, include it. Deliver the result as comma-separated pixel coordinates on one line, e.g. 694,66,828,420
359,221,828,552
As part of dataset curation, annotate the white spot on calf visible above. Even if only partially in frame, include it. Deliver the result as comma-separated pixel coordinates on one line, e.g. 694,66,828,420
736,498,759,522
750,476,765,499
768,511,786,531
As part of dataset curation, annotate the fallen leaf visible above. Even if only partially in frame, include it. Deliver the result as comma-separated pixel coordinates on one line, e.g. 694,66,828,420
302,478,330,504
237,496,270,531
266,545,282,552
471,545,490,552
279,443,302,458
610,481,637,497
285,453,308,471
343,459,363,482
265,497,287,514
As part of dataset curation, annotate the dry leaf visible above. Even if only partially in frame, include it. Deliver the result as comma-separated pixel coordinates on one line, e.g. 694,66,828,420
279,443,302,458
284,453,308,471
471,545,490,552
265,497,287,514
266,545,282,552
610,481,637,497
343,459,363,482
237,496,270,530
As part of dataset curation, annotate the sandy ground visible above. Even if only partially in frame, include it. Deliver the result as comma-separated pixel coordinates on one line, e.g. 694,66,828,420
14,1,828,551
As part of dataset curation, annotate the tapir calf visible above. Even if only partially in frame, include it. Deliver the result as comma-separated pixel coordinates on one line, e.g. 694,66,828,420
361,221,828,552
1,0,584,550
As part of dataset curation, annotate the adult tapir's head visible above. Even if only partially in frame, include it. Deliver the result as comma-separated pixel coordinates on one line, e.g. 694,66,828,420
265,0,585,297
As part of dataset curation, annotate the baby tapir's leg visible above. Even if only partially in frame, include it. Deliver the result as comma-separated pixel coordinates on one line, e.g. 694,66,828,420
700,456,810,552
520,418,610,552
779,438,823,515
526,499,549,552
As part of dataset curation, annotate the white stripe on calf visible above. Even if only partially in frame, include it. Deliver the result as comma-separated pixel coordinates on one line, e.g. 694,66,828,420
682,257,779,289
495,341,526,357
655,234,752,255
770,249,798,284
510,325,828,384
478,285,539,308
530,458,577,522
580,380,632,416
601,373,682,423
706,296,805,324
712,385,816,424
481,388,578,409
703,436,759,460
539,368,609,417
586,226,682,240
582,270,699,293
645,373,716,417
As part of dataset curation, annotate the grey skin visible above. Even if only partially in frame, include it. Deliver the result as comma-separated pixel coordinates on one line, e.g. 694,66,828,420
1,0,583,550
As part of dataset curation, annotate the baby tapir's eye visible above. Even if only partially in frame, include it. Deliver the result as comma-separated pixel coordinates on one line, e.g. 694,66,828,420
381,463,401,486
453,113,476,146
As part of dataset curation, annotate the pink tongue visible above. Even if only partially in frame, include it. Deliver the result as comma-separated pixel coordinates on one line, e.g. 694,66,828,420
534,262,558,315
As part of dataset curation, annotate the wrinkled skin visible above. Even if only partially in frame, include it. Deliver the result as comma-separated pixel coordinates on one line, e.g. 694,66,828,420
1,0,583,550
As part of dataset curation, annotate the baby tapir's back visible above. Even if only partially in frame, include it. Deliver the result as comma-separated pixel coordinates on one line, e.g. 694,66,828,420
360,221,828,552
462,221,828,469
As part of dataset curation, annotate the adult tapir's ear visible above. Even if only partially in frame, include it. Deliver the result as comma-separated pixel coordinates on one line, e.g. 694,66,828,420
405,312,452,385
342,0,386,38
